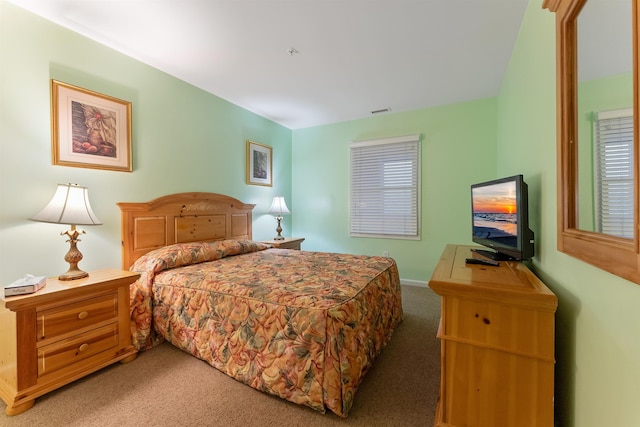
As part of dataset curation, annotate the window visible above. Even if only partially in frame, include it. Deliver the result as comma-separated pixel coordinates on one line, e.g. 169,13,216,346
593,108,634,238
350,134,420,239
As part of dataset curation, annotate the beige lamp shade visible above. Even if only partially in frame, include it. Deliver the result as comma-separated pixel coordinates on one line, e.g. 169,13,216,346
268,196,290,216
31,183,102,226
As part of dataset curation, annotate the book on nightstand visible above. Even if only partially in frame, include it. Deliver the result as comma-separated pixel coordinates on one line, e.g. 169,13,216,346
4,274,46,297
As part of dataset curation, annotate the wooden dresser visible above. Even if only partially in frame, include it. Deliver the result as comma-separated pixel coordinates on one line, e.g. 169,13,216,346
429,245,557,427
0,269,140,415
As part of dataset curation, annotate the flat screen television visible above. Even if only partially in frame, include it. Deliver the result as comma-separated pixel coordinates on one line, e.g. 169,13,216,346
471,174,535,261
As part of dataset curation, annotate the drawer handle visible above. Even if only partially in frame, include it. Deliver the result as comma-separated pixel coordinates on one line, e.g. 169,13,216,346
78,311,89,320
78,343,89,353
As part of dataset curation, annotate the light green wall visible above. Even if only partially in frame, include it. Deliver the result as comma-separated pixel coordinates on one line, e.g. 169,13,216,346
498,2,640,426
291,99,498,283
0,1,292,283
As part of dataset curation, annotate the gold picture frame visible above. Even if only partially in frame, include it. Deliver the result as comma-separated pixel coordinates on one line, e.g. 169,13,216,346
246,140,272,186
51,80,132,172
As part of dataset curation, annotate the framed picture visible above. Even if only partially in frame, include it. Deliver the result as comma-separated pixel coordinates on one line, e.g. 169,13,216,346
51,80,132,172
246,140,272,186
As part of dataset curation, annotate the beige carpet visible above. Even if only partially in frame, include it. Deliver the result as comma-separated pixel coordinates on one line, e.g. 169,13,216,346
1,285,440,427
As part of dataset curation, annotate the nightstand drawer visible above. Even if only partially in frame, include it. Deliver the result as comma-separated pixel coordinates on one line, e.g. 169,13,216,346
276,241,301,250
37,322,119,377
260,237,305,250
37,293,118,341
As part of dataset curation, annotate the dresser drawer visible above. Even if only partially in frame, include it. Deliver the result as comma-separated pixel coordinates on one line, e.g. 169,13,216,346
37,293,118,341
37,322,119,377
442,296,555,360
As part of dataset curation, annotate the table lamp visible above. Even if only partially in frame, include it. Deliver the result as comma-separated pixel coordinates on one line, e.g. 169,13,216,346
30,183,102,280
268,196,290,240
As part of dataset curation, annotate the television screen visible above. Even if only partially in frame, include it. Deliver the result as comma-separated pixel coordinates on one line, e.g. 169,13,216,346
471,175,534,260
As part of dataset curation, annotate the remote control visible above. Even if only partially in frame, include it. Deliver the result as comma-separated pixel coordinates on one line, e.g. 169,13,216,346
465,257,500,266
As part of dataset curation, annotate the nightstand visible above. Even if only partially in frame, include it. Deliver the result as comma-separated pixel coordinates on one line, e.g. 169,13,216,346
0,269,140,416
261,237,305,250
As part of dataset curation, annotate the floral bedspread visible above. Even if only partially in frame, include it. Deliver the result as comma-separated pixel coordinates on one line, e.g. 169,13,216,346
129,239,403,417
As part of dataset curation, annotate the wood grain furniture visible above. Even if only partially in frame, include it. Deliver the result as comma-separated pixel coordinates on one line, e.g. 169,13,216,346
117,192,254,269
429,245,557,427
118,192,403,417
0,269,140,416
260,237,305,250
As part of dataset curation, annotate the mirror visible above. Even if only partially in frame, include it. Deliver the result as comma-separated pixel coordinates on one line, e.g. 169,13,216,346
544,0,640,284
576,0,633,235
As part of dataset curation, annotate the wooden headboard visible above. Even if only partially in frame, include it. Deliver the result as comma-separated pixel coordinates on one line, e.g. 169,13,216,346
117,192,255,269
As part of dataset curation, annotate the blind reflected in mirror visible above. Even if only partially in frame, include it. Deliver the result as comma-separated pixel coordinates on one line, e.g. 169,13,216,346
576,0,634,237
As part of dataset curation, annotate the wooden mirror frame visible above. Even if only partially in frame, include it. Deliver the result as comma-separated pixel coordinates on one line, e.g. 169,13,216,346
544,0,640,284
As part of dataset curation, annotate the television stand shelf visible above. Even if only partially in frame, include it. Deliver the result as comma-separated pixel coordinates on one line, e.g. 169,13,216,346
429,245,557,427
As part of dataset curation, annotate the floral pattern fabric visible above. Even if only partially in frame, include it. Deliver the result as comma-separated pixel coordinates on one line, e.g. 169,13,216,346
129,240,403,417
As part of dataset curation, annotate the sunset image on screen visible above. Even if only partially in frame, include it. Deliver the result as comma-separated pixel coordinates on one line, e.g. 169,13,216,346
472,182,517,214
472,180,518,238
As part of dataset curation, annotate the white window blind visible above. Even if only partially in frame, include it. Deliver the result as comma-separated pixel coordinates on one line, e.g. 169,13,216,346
593,108,634,238
350,134,420,239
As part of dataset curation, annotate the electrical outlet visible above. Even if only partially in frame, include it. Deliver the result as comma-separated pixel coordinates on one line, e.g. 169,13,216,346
383,251,389,257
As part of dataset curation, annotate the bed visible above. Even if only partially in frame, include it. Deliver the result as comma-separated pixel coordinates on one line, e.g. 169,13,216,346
117,192,403,417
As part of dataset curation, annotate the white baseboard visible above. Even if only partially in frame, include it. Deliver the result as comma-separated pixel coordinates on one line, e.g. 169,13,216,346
400,278,429,288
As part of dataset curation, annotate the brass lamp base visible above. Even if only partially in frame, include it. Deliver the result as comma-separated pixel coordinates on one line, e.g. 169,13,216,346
59,267,89,281
274,215,284,240
59,226,89,281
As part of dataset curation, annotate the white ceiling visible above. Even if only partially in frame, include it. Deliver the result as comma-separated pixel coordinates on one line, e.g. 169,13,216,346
8,0,529,129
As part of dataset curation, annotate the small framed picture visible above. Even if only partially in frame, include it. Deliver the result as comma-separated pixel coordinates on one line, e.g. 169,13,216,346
246,140,272,186
51,80,132,172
